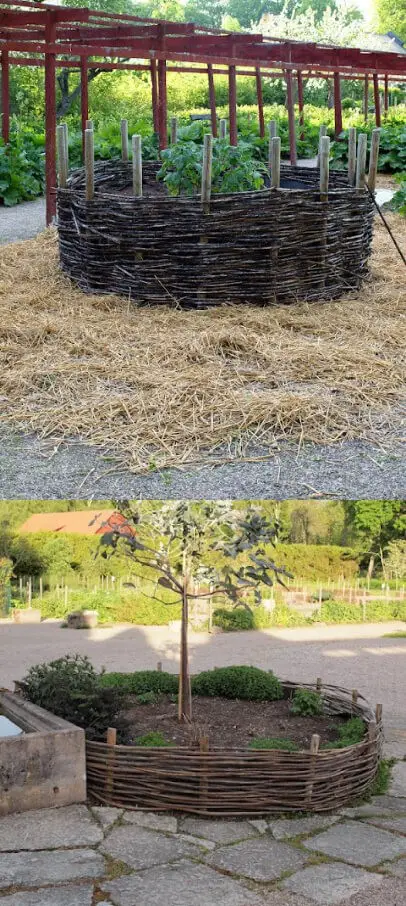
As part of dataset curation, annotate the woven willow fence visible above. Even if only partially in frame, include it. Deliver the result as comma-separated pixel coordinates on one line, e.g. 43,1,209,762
86,682,383,816
57,159,374,308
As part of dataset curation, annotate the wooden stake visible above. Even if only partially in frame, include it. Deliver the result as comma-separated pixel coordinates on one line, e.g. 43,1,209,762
305,734,320,804
270,136,281,189
170,116,178,145
219,118,227,140
356,133,367,189
121,118,129,162
85,119,93,131
268,120,277,171
348,126,357,186
56,123,68,188
201,132,213,214
352,689,358,706
316,677,322,692
200,735,209,807
106,727,117,798
132,134,142,197
319,135,330,201
367,128,381,193
363,74,369,123
285,70,297,166
157,661,162,672
318,124,327,166
85,127,94,201
207,63,218,137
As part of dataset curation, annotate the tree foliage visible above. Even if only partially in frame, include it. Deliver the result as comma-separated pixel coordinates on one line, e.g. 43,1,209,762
374,0,406,42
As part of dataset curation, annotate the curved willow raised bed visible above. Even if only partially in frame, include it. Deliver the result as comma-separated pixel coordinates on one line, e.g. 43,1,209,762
86,681,383,816
57,161,374,308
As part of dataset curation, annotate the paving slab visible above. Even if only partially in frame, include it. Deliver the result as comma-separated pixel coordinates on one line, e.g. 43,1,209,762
207,838,308,882
0,848,104,889
103,861,264,906
342,876,406,905
364,816,406,835
269,815,338,840
340,796,406,818
283,863,383,905
92,807,123,830
250,819,268,834
370,796,406,813
388,762,406,798
180,817,257,844
100,823,201,870
123,810,177,833
0,806,103,851
303,820,406,867
380,857,406,877
177,832,216,850
0,885,94,906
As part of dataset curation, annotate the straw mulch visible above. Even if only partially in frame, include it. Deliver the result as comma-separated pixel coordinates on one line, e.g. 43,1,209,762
0,214,405,474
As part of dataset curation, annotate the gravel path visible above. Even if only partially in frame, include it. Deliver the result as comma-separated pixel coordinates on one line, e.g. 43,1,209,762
0,197,46,244
0,430,405,499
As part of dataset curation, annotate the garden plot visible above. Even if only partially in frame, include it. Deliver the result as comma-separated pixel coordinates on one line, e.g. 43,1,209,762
0,213,404,474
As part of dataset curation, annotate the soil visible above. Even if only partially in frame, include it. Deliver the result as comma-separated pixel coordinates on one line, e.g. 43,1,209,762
122,695,349,749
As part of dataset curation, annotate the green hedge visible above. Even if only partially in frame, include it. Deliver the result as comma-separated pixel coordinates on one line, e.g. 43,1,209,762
191,666,282,701
29,589,181,625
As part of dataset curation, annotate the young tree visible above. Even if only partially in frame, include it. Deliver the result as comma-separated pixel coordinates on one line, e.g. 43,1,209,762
343,500,406,576
98,501,290,721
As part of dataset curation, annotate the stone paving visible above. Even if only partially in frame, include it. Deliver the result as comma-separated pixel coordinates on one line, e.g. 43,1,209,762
1,765,406,906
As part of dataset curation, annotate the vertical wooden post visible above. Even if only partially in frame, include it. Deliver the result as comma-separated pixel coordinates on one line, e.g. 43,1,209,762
305,734,320,804
1,50,10,144
297,70,304,141
356,133,367,188
39,577,43,600
228,64,237,146
106,727,117,798
285,70,297,166
170,116,178,145
268,120,277,172
85,119,93,131
255,67,265,139
333,72,343,138
56,124,68,188
270,136,281,189
348,126,357,186
318,124,327,166
319,135,330,201
121,119,129,162
316,677,322,692
158,60,167,151
219,118,227,140
200,735,209,809
207,64,217,138
373,73,381,128
85,128,94,201
44,11,57,225
384,74,389,114
150,59,159,134
132,134,142,197
201,132,213,214
80,56,88,161
367,128,381,192
375,703,383,724
363,74,369,123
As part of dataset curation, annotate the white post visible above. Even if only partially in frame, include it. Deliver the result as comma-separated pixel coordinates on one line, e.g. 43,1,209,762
132,134,142,197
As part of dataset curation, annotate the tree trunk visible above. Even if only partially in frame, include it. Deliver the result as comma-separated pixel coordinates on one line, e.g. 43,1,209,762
367,554,375,580
178,554,192,722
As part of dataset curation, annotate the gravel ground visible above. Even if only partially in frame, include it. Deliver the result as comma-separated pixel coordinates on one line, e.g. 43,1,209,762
0,429,404,499
0,197,46,244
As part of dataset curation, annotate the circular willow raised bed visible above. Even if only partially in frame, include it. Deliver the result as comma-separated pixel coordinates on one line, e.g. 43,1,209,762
86,681,383,816
57,161,374,308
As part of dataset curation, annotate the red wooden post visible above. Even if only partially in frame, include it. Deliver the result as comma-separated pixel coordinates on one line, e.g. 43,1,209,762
285,70,297,166
373,73,381,127
384,74,389,114
1,50,10,145
297,70,304,141
208,64,217,137
150,59,159,135
333,71,343,138
158,59,167,150
80,56,88,161
229,64,237,146
255,67,265,139
44,12,57,225
363,74,369,123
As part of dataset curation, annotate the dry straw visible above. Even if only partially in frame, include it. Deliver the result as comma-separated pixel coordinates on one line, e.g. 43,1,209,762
0,202,405,474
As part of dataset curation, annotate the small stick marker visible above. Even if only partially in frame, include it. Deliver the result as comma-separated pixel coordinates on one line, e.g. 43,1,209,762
268,120,277,171
132,134,142,197
319,135,330,201
356,133,368,188
201,132,213,214
367,128,381,192
270,136,281,189
121,118,129,162
348,127,357,186
56,123,68,188
219,118,227,140
318,124,327,166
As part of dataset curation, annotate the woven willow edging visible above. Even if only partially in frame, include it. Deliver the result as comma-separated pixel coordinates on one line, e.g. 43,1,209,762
86,682,383,816
57,161,374,308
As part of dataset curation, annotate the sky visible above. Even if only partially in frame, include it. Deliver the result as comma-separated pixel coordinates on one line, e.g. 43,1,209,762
353,0,374,22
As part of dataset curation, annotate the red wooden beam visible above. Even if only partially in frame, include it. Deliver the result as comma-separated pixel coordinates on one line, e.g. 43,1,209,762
229,63,237,146
80,55,88,159
44,11,57,225
373,72,381,127
297,70,304,141
255,66,265,139
157,58,167,150
207,63,217,137
285,69,297,166
151,59,159,134
333,71,342,138
1,48,10,143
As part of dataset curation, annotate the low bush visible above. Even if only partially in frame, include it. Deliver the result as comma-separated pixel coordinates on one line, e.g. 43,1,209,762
35,589,181,625
135,731,172,746
0,133,45,205
290,689,324,717
191,665,282,701
100,669,178,695
249,737,300,751
213,607,256,631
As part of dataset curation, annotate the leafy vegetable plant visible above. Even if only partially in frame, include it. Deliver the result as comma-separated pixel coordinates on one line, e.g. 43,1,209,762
157,138,268,196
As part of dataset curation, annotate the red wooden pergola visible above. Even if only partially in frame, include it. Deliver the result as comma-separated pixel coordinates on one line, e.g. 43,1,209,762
1,0,406,225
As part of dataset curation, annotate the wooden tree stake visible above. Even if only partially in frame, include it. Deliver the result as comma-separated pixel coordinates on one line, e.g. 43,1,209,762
268,119,277,171
85,119,93,131
356,133,367,189
219,118,227,140
319,135,330,201
201,132,213,214
121,118,129,162
318,124,327,166
348,126,357,186
270,136,281,189
85,127,94,201
157,661,162,672
132,134,142,197
170,116,178,145
56,123,68,189
106,727,117,798
316,677,322,692
305,733,320,804
367,128,381,193
352,689,358,706
375,703,383,723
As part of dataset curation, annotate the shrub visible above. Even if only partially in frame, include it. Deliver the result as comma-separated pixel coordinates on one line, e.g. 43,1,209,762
135,731,172,747
337,717,365,747
21,654,121,740
191,666,282,701
213,607,255,631
100,670,178,695
249,737,300,751
136,691,158,705
0,133,44,205
290,689,324,717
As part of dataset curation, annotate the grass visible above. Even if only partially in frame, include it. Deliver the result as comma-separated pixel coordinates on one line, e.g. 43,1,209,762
370,759,395,797
383,631,406,638
249,737,300,751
